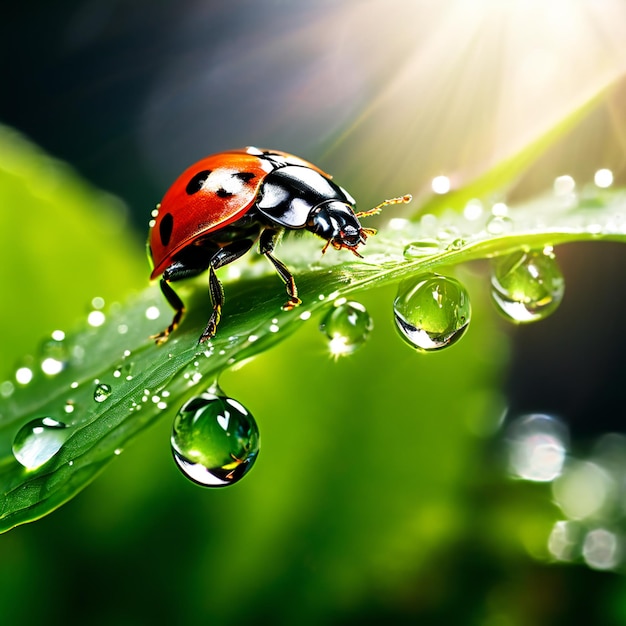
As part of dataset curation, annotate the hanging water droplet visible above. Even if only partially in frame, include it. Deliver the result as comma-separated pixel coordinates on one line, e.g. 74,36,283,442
13,417,70,470
403,239,441,259
40,331,69,376
320,299,373,356
171,391,260,487
94,383,112,403
490,249,564,323
393,274,471,352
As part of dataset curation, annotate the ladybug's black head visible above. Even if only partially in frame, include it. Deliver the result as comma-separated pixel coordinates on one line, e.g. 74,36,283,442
307,201,365,252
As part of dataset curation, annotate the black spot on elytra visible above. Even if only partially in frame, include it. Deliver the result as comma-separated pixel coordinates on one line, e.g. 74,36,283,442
185,170,212,195
216,188,233,198
159,212,174,246
234,171,256,183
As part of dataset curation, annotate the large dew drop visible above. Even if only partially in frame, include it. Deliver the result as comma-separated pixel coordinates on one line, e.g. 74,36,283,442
171,391,259,487
320,299,373,356
12,417,69,470
393,274,471,352
490,248,564,323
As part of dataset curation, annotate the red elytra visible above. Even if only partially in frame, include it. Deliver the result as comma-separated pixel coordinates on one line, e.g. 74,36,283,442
148,148,326,278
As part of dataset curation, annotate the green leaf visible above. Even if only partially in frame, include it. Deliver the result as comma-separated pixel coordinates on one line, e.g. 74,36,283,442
1,176,625,531
0,125,145,372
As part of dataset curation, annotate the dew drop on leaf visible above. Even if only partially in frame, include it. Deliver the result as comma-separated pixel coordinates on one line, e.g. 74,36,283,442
393,274,471,352
490,249,564,323
93,383,112,403
320,299,373,356
171,391,260,487
39,331,69,376
486,215,514,235
12,417,70,470
403,239,441,259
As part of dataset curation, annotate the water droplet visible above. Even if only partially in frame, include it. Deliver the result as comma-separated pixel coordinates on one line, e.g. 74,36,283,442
403,239,441,259
320,299,373,356
486,215,513,235
446,238,466,251
393,274,471,352
145,305,160,320
87,310,106,327
39,332,70,375
553,175,576,196
171,391,260,487
15,366,33,385
431,174,451,194
490,249,564,323
13,417,70,470
594,168,613,188
0,380,14,398
91,296,105,310
507,413,568,482
94,383,112,403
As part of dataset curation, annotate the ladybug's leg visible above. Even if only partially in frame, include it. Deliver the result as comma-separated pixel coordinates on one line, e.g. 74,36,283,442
199,239,256,342
152,261,206,344
259,228,302,311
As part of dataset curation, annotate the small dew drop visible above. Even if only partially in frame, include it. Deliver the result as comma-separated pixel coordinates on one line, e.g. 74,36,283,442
94,383,112,403
582,528,621,570
463,199,484,221
490,249,564,323
507,413,568,482
431,175,451,194
41,358,64,376
145,306,160,320
87,310,106,327
594,169,613,189
13,417,70,470
91,296,105,310
403,239,441,259
0,380,15,398
39,333,70,376
553,175,576,196
171,391,260,487
491,202,509,217
299,311,312,321
15,367,33,385
486,215,513,235
320,300,373,357
393,274,471,352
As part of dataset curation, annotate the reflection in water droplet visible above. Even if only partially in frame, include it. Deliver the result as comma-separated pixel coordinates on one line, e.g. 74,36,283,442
94,383,112,403
320,299,373,356
490,249,564,323
171,391,259,487
393,274,471,352
507,413,568,482
403,239,441,259
13,417,69,470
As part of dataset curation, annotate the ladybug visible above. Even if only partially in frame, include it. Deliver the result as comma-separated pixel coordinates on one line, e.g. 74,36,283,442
148,146,410,344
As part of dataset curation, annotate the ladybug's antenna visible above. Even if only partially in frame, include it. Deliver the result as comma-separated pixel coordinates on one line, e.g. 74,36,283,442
355,194,412,219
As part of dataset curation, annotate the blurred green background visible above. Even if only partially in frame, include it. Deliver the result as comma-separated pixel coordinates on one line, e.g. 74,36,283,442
3,1,626,624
